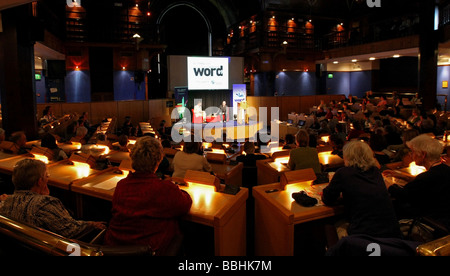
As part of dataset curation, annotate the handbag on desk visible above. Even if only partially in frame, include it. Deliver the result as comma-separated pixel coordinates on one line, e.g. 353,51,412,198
292,191,318,207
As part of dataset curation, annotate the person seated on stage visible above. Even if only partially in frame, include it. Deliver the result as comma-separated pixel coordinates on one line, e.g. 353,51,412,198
9,131,28,155
287,129,322,174
193,102,203,120
171,137,212,179
322,140,402,240
383,134,450,232
104,137,192,254
236,141,267,167
40,133,68,162
0,159,106,239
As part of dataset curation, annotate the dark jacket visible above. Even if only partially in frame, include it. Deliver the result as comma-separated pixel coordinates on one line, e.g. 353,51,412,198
323,166,401,238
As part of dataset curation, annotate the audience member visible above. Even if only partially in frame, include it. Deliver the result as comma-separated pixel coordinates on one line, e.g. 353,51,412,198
10,131,28,154
383,134,450,231
347,121,365,141
104,137,192,254
369,131,390,166
236,141,267,167
287,129,321,174
121,116,138,137
283,134,297,149
0,128,5,142
0,159,105,238
389,129,419,163
322,141,401,239
40,133,68,161
71,126,88,145
171,138,212,178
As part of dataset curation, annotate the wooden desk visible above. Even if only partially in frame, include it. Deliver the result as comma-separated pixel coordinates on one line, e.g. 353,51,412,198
46,160,101,190
253,182,342,256
0,154,32,174
71,167,127,201
166,157,243,187
256,159,290,186
318,151,344,171
181,184,248,256
57,142,82,156
211,162,243,187
0,151,16,161
71,170,248,256
105,150,131,164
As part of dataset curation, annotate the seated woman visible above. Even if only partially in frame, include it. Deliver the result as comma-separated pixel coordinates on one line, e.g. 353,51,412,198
104,137,192,254
40,133,68,161
383,134,450,231
171,138,212,179
0,159,105,238
322,141,401,239
287,129,321,174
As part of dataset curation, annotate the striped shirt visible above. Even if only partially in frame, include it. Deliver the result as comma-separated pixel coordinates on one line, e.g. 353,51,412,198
0,190,92,238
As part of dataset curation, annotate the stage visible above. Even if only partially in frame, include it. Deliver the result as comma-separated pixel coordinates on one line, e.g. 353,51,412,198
171,120,265,142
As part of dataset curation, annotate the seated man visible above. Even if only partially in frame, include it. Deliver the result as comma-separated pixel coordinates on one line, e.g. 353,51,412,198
236,141,267,167
0,159,105,239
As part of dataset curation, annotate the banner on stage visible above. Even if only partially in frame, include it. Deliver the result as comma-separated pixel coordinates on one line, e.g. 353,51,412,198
232,84,247,119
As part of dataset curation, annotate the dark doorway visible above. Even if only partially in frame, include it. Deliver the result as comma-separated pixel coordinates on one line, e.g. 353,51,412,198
89,47,114,101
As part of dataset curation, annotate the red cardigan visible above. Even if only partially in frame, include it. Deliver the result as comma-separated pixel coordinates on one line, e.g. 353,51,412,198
104,172,192,253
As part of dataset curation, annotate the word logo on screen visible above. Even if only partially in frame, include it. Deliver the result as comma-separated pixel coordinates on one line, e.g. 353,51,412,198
188,57,229,90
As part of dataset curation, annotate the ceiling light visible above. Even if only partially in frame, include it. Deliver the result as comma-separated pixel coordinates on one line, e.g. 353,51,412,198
333,61,339,64
369,57,376,61
352,59,357,62
393,55,400,58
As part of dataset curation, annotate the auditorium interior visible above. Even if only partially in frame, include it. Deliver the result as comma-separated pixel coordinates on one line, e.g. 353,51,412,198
0,0,450,257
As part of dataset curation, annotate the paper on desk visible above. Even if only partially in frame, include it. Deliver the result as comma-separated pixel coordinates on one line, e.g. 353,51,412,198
92,176,124,190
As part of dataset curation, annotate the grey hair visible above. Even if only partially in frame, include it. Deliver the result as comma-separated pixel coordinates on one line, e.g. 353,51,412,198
406,134,444,162
343,140,378,171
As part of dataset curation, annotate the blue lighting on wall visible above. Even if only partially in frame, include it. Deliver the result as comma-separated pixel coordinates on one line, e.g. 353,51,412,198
65,70,91,103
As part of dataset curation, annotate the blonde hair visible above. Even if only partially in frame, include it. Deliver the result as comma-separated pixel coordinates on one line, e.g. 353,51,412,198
406,134,444,162
130,136,163,173
343,140,378,171
12,159,47,190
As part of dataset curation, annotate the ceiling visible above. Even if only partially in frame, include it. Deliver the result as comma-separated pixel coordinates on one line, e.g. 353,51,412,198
0,0,34,11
